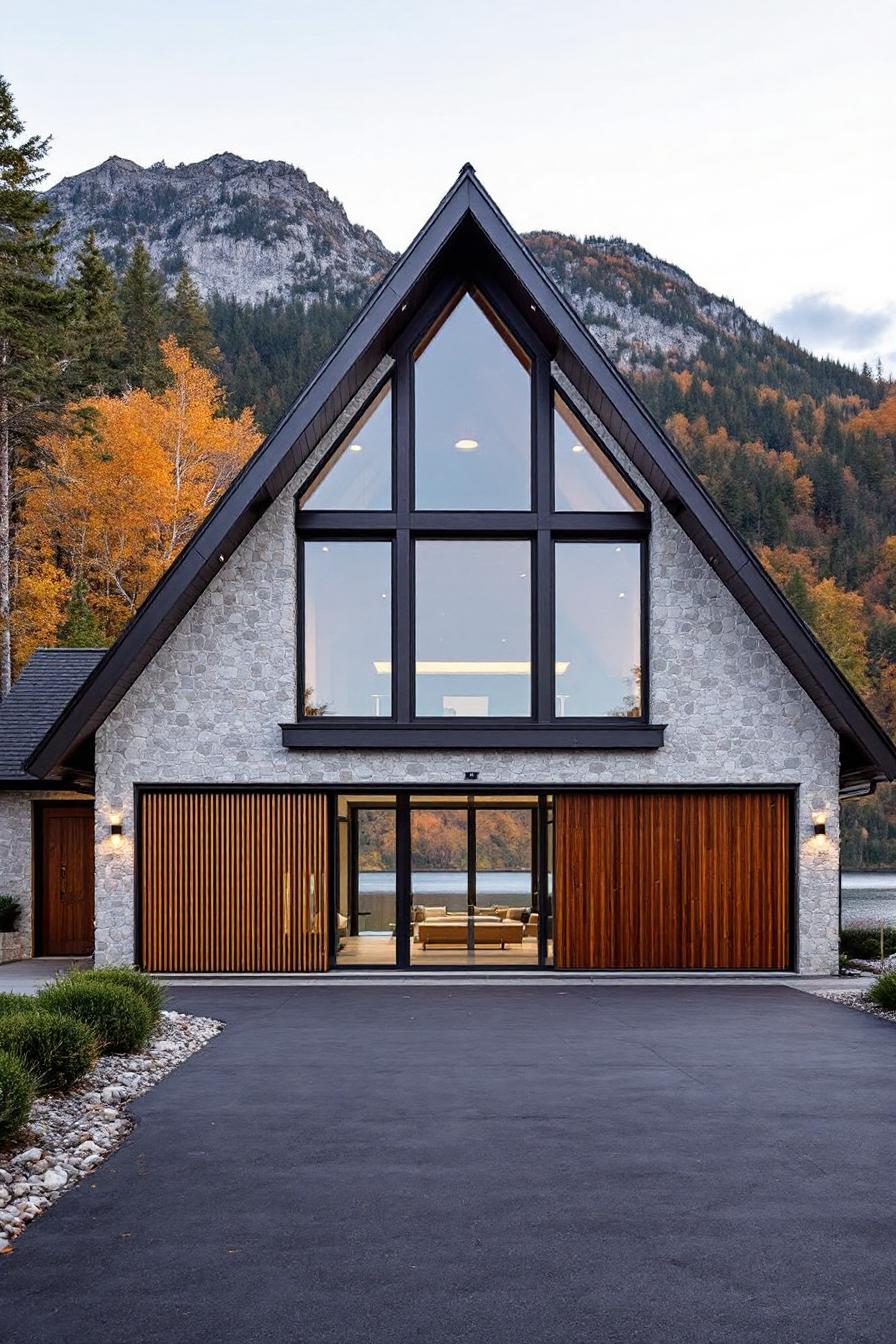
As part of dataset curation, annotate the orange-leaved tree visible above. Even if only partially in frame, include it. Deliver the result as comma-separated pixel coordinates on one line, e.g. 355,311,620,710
16,337,261,669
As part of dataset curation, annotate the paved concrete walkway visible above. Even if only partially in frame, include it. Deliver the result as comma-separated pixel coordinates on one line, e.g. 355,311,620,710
2,985,894,1343
0,957,89,992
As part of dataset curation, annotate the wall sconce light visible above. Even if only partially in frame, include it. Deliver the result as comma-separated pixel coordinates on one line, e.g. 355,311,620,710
110,817,124,847
812,811,827,837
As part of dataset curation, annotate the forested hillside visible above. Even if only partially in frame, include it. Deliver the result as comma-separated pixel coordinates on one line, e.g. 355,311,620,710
2,78,894,865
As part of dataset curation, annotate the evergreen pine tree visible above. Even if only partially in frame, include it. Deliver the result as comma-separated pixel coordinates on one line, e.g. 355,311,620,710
65,229,125,394
57,578,104,647
119,239,166,390
0,75,70,695
169,267,219,368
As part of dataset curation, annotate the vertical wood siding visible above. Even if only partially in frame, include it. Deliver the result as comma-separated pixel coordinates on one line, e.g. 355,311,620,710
554,791,791,970
140,792,329,972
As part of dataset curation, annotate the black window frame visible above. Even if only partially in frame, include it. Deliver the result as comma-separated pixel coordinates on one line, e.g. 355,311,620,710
290,269,660,751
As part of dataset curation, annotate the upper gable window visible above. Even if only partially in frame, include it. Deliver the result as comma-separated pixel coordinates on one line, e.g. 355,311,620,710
301,382,392,510
413,293,531,510
553,393,644,512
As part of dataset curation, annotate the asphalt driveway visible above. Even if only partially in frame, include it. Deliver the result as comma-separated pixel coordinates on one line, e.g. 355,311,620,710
2,985,894,1343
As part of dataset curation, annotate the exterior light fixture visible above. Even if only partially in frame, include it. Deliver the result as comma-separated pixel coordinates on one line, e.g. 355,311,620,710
454,438,479,451
812,811,827,837
571,442,585,453
349,442,364,453
110,817,124,847
464,770,479,781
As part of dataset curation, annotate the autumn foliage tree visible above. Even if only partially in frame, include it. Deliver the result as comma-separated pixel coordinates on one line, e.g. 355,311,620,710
16,337,260,666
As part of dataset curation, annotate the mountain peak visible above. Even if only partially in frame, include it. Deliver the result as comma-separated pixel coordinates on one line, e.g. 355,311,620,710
45,153,394,304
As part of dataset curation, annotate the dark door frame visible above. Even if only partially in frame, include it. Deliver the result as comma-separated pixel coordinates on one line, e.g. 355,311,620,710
33,799,96,957
336,791,547,970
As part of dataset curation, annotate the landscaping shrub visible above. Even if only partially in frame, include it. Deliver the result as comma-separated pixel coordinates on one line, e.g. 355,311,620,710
839,925,896,961
0,992,38,1019
0,1011,98,1095
0,895,20,932
36,980,153,1054
866,970,896,1012
0,1049,34,1148
65,967,165,1024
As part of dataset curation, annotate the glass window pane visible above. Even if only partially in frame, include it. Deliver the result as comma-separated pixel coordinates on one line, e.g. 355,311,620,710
554,543,642,717
415,540,531,718
300,383,392,510
554,393,643,512
414,293,531,510
303,541,392,716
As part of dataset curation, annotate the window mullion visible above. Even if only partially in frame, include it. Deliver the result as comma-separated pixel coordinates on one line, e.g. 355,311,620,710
536,530,553,722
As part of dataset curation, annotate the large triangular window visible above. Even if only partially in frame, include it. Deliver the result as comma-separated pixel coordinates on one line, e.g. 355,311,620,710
301,382,392,510
414,292,531,510
553,392,643,512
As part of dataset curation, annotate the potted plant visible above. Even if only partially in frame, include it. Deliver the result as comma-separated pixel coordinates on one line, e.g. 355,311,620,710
0,895,24,964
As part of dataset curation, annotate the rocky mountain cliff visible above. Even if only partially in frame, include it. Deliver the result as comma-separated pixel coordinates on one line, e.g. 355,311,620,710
46,153,776,372
46,154,393,304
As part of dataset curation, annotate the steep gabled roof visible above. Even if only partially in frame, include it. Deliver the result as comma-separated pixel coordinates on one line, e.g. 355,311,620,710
0,648,105,787
25,167,896,790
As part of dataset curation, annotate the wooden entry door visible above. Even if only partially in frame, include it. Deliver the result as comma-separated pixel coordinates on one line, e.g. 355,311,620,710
40,806,95,956
140,791,329,972
554,791,791,970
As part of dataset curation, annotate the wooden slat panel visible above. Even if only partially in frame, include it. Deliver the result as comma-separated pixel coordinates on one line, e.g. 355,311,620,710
140,791,329,972
554,791,790,970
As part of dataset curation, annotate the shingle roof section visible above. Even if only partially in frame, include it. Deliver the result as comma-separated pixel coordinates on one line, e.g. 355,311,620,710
0,649,106,783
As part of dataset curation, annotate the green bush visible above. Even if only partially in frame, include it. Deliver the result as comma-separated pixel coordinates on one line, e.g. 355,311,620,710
65,967,165,1024
0,1011,98,1095
36,980,153,1054
0,1049,34,1148
0,992,39,1018
867,970,896,1012
839,925,896,961
0,895,20,932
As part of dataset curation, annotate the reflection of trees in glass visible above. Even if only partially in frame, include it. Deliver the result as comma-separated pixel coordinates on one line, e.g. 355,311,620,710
358,809,396,871
609,664,641,718
358,808,533,872
303,686,329,716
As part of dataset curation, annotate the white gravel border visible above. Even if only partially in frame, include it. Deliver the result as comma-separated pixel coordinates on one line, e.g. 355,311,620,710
809,988,896,1026
0,1010,222,1252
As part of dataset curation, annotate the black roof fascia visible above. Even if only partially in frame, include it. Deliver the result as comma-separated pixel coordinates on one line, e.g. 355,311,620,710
455,178,896,785
26,167,896,785
26,175,475,779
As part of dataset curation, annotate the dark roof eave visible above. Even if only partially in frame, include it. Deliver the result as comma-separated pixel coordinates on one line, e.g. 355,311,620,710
25,167,896,785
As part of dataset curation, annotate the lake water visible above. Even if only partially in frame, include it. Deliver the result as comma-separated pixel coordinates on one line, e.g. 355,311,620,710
361,870,896,928
841,872,896,927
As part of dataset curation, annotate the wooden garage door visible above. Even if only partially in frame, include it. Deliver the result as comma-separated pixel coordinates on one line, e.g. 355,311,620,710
554,791,791,970
140,792,329,972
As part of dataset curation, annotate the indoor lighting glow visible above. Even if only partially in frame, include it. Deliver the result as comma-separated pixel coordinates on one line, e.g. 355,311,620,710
348,442,364,452
374,660,570,675
571,442,585,453
454,438,479,451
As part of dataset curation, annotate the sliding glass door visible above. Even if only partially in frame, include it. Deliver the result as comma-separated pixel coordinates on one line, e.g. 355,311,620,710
334,793,550,968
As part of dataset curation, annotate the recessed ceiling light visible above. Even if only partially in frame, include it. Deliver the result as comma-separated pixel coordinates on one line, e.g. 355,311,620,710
454,438,479,451
321,546,330,553
618,592,625,598
571,442,585,454
349,442,364,453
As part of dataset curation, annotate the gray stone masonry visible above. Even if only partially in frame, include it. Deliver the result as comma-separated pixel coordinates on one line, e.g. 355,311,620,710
92,362,841,972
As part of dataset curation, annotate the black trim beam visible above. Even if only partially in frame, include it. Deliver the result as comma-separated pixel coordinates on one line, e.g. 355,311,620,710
280,723,666,750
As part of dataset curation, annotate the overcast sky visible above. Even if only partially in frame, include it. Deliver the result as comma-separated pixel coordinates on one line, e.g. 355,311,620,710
6,0,896,371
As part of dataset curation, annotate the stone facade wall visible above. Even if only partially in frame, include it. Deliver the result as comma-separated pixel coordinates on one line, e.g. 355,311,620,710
0,791,90,955
92,364,841,973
